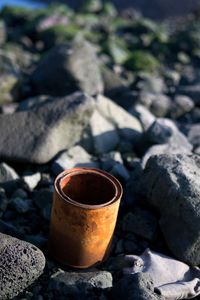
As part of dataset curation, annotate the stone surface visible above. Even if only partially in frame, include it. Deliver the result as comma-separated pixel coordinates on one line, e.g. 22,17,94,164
48,269,112,298
145,120,173,144
0,162,19,183
142,118,192,167
171,95,194,119
131,104,156,130
139,92,172,118
0,233,45,299
184,124,200,149
0,21,6,45
112,273,164,300
95,95,143,144
52,145,99,175
31,38,103,96
22,172,41,190
123,208,158,241
0,163,19,193
49,269,112,290
143,154,200,265
90,110,120,154
142,143,192,168
10,197,33,214
0,92,94,164
17,95,53,111
178,84,200,106
33,188,53,221
137,75,166,95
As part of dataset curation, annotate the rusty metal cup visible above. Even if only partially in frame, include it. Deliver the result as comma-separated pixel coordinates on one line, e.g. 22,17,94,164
48,167,123,268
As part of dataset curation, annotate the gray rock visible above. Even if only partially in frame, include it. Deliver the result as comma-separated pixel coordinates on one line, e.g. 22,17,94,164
143,154,200,265
139,92,172,118
178,84,200,106
0,52,21,104
52,145,99,175
31,38,103,96
0,163,19,193
123,208,158,241
131,104,156,131
0,220,24,239
112,273,164,300
171,95,194,119
49,269,113,290
90,110,120,154
142,143,192,168
17,95,53,111
11,188,28,199
0,102,18,114
184,124,200,149
33,188,53,221
0,21,6,45
99,151,129,181
0,233,45,299
0,188,8,214
142,118,192,167
10,197,33,214
0,162,19,183
100,151,123,171
145,120,173,144
0,92,94,164
111,163,130,182
95,95,143,144
154,119,192,150
137,75,166,94
124,239,139,253
22,172,41,191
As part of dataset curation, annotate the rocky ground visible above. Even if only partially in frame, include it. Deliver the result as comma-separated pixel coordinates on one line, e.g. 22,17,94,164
0,1,200,299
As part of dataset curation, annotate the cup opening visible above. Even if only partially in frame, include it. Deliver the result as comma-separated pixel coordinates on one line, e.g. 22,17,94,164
59,171,117,206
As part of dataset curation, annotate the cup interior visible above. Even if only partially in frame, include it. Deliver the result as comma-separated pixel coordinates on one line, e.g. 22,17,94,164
59,171,117,206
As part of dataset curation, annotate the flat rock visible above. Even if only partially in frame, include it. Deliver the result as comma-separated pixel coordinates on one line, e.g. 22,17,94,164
0,233,45,299
52,145,99,175
31,38,103,96
49,269,112,290
48,269,112,298
112,273,164,300
0,92,94,164
143,154,200,265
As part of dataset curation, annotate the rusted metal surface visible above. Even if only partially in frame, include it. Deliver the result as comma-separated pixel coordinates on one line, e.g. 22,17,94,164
48,168,123,268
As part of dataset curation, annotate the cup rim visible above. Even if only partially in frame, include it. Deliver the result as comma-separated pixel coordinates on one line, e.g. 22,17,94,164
54,167,123,209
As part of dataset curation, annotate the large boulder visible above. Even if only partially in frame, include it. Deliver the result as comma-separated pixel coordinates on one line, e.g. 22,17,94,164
0,92,94,164
31,38,103,96
142,154,200,266
0,233,45,299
